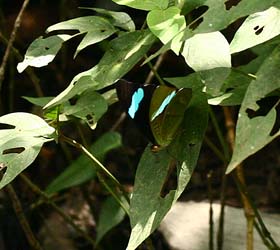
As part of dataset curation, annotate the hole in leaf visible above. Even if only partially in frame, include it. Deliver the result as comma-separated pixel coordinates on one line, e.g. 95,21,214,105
246,96,279,119
224,0,242,10
160,161,177,198
189,5,208,30
190,17,203,30
0,163,7,171
0,123,15,130
45,46,50,50
189,142,196,147
255,26,264,35
69,97,78,105
225,87,235,93
3,147,25,155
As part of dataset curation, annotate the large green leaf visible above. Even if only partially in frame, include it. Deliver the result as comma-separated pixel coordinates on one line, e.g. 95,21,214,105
96,196,126,244
44,30,155,109
230,7,280,53
17,35,72,73
182,32,231,71
112,0,169,11
46,132,121,194
227,45,280,173
127,76,208,250
147,6,186,54
0,113,55,189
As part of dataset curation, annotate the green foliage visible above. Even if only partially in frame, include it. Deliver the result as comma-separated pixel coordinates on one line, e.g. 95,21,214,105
1,1,280,249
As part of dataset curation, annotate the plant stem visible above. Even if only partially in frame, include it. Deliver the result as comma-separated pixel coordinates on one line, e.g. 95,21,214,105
223,106,254,250
207,171,214,250
60,134,130,210
144,52,167,85
0,0,30,91
6,184,43,250
19,173,96,246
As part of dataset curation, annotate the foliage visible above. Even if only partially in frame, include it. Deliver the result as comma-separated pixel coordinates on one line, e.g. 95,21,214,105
1,0,280,249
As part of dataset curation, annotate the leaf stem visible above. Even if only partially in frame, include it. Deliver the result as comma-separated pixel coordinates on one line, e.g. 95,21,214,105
59,134,130,210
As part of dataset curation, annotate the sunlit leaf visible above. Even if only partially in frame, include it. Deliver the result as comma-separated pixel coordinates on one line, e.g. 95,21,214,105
0,113,55,189
17,35,72,73
182,32,231,71
227,45,280,173
230,7,280,53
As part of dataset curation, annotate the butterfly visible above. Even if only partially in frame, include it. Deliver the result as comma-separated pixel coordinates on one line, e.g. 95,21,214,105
116,79,192,149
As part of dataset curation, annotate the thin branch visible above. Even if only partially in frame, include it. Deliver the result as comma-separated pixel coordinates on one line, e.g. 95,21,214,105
0,0,30,91
207,171,214,250
6,184,43,250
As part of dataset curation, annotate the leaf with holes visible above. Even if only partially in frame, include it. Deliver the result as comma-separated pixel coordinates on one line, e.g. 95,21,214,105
227,45,280,173
63,90,108,129
0,113,55,189
230,7,280,53
17,35,72,73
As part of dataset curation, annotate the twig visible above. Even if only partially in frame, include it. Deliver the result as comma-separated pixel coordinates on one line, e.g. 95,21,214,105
6,184,43,250
144,52,167,85
19,173,96,246
209,107,229,250
207,171,214,250
223,106,254,250
0,0,30,91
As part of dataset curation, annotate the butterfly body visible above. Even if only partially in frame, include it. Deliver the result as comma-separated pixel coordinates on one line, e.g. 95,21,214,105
116,79,192,148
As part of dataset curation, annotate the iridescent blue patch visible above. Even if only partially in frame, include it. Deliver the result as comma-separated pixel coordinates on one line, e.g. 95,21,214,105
128,88,144,118
150,90,176,121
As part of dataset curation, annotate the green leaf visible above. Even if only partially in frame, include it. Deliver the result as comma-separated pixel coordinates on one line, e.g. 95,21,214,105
47,16,117,57
96,196,126,244
127,77,208,250
227,45,280,173
44,30,155,109
182,32,231,71
64,90,108,129
199,67,231,96
0,113,55,189
81,8,135,31
184,0,280,34
17,35,72,73
147,6,186,54
46,132,122,194
22,96,55,107
112,0,169,11
230,7,280,53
